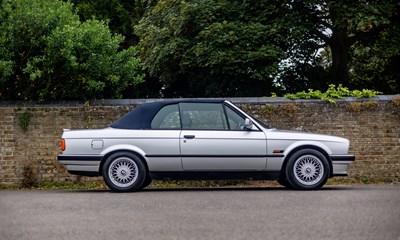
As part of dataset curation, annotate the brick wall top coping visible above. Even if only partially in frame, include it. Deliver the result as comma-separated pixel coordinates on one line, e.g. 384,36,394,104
0,95,398,107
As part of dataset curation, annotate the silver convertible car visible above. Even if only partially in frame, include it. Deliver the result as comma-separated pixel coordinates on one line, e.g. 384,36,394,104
58,100,355,192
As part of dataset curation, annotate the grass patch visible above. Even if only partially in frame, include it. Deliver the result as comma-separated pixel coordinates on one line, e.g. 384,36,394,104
0,182,107,191
327,178,363,185
150,180,251,189
1,178,398,191
327,177,398,185
34,182,108,190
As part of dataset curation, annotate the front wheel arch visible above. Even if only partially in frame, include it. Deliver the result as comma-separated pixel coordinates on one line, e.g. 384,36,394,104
284,148,331,190
280,145,333,180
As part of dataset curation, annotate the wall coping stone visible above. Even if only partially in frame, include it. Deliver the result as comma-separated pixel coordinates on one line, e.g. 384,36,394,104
0,95,398,107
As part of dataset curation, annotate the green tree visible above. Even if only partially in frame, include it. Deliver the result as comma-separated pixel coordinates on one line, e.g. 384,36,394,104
278,0,400,94
68,0,146,47
66,0,163,97
135,0,297,97
0,0,143,101
348,5,400,93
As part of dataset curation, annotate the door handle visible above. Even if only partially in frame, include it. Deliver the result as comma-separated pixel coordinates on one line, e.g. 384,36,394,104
183,135,195,139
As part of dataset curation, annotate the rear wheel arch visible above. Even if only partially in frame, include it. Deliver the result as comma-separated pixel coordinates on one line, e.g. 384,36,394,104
99,150,149,176
102,150,151,192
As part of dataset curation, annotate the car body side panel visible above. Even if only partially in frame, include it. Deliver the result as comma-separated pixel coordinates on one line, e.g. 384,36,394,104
61,129,182,172
180,130,267,170
102,131,182,171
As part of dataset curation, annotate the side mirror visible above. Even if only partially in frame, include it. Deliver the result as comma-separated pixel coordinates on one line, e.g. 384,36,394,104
244,118,253,130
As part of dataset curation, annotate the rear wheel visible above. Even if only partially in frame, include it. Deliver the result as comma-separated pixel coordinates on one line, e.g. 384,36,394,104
102,152,146,192
285,149,330,190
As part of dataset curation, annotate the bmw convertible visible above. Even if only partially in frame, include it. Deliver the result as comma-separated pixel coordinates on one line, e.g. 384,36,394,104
58,100,355,192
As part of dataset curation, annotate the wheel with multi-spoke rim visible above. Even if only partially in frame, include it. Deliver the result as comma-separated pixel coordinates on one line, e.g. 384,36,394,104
102,152,146,192
285,149,330,190
141,176,152,189
277,178,292,188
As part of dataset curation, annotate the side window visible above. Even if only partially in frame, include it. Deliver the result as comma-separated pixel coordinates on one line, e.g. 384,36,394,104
180,103,228,130
151,104,181,129
225,106,246,130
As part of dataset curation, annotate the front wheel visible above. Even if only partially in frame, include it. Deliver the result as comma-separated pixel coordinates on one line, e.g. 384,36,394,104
141,176,152,189
102,152,146,192
277,178,292,188
285,149,330,190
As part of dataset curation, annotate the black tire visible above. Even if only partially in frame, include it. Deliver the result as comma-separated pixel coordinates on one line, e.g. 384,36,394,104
277,178,292,188
285,148,330,190
141,176,152,189
102,152,146,192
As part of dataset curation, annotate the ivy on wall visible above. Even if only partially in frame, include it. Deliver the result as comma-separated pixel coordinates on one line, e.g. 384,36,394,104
19,112,31,132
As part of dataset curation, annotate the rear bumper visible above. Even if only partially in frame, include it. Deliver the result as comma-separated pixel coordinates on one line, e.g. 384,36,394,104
330,155,355,176
57,155,102,176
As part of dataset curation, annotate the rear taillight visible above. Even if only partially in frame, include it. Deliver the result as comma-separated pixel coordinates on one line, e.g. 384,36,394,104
60,138,66,151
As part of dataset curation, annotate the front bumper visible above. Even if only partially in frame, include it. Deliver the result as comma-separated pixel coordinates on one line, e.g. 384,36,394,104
57,155,102,176
330,155,356,176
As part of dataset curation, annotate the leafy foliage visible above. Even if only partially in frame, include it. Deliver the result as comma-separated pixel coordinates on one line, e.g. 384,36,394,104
277,0,400,94
135,0,295,97
68,0,146,47
284,84,382,103
0,0,398,100
18,112,31,132
0,0,143,101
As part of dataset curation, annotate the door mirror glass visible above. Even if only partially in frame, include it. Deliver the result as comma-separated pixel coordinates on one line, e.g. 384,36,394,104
244,118,253,130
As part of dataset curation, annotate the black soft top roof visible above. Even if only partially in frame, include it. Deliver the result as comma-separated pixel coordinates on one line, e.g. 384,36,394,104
110,99,225,129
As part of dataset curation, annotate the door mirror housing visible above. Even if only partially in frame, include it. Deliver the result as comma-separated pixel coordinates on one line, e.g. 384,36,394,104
244,118,253,130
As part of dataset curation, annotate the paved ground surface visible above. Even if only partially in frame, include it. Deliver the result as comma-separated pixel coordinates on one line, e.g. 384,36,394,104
0,185,399,240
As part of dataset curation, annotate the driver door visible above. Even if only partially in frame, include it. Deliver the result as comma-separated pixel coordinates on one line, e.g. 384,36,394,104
179,102,267,170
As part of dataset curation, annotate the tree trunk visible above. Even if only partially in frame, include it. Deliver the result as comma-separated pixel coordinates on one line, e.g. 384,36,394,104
329,27,349,85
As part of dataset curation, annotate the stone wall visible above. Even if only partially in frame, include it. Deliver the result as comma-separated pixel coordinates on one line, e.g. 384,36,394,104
1,96,399,185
